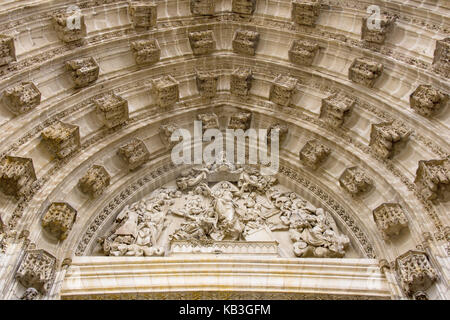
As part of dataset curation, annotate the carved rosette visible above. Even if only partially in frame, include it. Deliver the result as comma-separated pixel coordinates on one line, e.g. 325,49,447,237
267,123,288,144
395,250,438,296
130,39,161,65
232,0,256,15
339,166,373,196
361,15,394,44
414,159,450,201
129,1,157,29
196,70,218,98
232,29,259,55
41,202,77,240
373,203,408,240
117,138,150,171
299,140,331,170
0,156,36,197
159,124,180,150
0,34,16,66
410,85,448,117
270,75,298,106
78,165,111,198
52,11,86,43
2,81,41,115
291,0,321,26
66,57,99,88
228,112,252,130
191,0,215,15
369,122,411,159
197,113,219,130
349,57,383,87
188,30,216,55
289,39,319,66
231,67,252,97
41,121,81,159
16,249,57,294
433,38,450,78
95,93,129,128
320,93,355,127
151,75,179,108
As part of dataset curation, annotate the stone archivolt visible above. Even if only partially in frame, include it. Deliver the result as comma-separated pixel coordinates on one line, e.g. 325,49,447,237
231,67,252,97
129,1,157,29
78,165,111,198
117,138,150,171
52,11,86,43
2,81,41,115
289,39,319,66
196,70,219,98
0,34,16,66
369,122,411,159
130,39,161,65
191,0,215,16
348,57,383,87
320,93,355,128
270,75,298,107
151,75,179,108
339,166,373,196
94,93,129,128
0,156,36,198
232,0,256,15
409,85,448,117
433,38,450,78
41,121,81,159
66,57,99,88
291,0,321,26
299,140,331,170
41,202,77,240
372,203,408,240
414,159,450,202
228,112,252,130
188,30,216,55
232,29,260,56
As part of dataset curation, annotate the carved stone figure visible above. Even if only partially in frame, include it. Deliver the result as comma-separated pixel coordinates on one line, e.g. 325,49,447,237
373,203,408,240
339,166,373,196
369,122,411,159
130,39,161,65
191,0,215,15
0,156,36,197
361,15,394,44
159,123,180,150
41,202,77,240
95,93,129,128
289,39,319,66
188,30,215,55
20,287,39,300
78,165,110,198
348,57,383,87
414,159,450,201
232,30,259,55
197,113,219,130
2,82,41,115
433,38,450,77
129,1,157,29
151,75,179,107
117,138,150,171
52,11,86,43
16,249,57,294
395,250,437,296
66,57,99,88
231,67,252,97
196,70,218,98
0,34,16,66
320,93,355,127
270,75,297,106
291,0,321,26
267,123,289,144
410,85,448,117
228,112,252,130
232,0,256,15
41,121,81,159
299,140,331,170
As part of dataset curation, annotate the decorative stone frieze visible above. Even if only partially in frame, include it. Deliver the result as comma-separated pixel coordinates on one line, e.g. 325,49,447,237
373,203,409,240
117,138,150,171
361,15,394,44
151,75,179,107
130,39,161,65
228,112,252,130
320,94,355,127
16,249,57,294
41,202,77,240
78,165,110,198
270,75,297,106
52,11,86,43
0,156,36,197
369,122,411,159
348,57,383,87
395,250,438,296
291,0,321,26
433,38,450,77
197,113,219,130
267,123,288,143
191,0,215,15
66,57,99,88
188,30,215,55
232,0,256,15
288,39,319,66
2,82,41,115
94,93,129,128
196,70,218,98
409,85,448,117
299,140,331,170
232,30,259,55
230,67,252,97
339,166,373,196
159,124,180,149
414,159,450,201
41,121,81,159
20,288,39,300
0,34,16,66
129,1,157,29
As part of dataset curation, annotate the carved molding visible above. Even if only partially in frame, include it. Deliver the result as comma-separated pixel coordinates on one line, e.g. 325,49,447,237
52,11,86,43
232,29,259,55
66,57,100,88
291,0,321,26
190,0,215,16
228,111,252,130
129,1,157,29
320,93,355,127
94,93,129,128
0,34,16,66
196,70,218,98
288,39,319,66
232,0,256,15
150,75,179,108
433,38,450,78
270,75,298,106
414,159,450,202
188,30,216,55
231,67,253,97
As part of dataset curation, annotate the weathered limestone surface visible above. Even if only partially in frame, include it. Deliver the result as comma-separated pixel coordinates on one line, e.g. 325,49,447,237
191,0,215,15
361,15,394,44
231,67,252,97
291,0,321,26
16,249,57,294
41,202,77,240
66,57,99,88
117,138,150,171
197,113,219,130
41,121,81,159
78,165,110,198
130,39,161,65
320,94,355,127
410,85,448,117
52,11,86,43
369,122,411,159
349,57,383,87
95,93,129,128
373,203,408,240
2,82,41,115
0,156,36,197
270,75,297,106
289,39,319,66
232,30,259,55
299,140,331,170
188,30,215,55
339,166,373,196
196,70,218,98
151,75,179,107
228,112,252,130
129,1,157,29
414,159,450,201
0,34,16,66
232,0,256,15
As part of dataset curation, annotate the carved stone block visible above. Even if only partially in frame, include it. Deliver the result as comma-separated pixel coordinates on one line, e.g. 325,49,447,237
433,38,450,77
232,0,256,15
2,82,41,115
370,122,411,159
373,203,408,240
129,1,157,29
16,249,57,294
0,34,16,66
232,30,259,55
52,11,86,43
267,123,288,144
289,39,319,66
66,57,99,88
95,93,129,128
414,159,450,201
291,0,321,26
117,138,150,171
361,16,394,44
42,121,81,159
395,250,437,296
20,287,39,300
159,124,180,149
41,202,77,240
228,112,252,130
191,0,215,15
299,140,331,170
270,75,297,106
151,75,179,107
348,57,383,87
0,156,36,197
188,30,215,55
231,67,252,97
410,85,448,117
197,113,219,130
320,94,355,127
78,165,110,198
339,166,373,196
196,70,218,98
130,39,161,65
